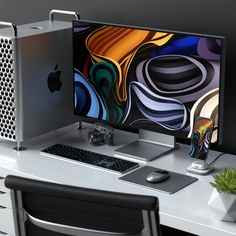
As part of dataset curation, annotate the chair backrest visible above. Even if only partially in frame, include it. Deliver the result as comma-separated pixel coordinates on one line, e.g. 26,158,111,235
5,175,161,236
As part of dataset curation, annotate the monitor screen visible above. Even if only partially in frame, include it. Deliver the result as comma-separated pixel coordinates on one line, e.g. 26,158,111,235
73,20,224,143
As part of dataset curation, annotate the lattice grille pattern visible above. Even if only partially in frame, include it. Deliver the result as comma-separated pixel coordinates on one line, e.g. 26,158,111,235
0,37,16,140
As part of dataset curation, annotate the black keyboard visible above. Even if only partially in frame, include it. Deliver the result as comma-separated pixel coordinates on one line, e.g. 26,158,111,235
41,144,139,174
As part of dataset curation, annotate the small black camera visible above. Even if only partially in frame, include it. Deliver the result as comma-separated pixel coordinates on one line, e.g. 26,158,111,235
88,129,104,145
88,124,113,145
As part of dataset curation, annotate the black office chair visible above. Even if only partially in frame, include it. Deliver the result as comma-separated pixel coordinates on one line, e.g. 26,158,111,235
5,175,161,236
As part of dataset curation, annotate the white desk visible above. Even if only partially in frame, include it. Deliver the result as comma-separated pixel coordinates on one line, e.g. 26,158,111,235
0,123,236,236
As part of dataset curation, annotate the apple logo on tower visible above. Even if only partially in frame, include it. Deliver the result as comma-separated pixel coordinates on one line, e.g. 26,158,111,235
47,64,62,92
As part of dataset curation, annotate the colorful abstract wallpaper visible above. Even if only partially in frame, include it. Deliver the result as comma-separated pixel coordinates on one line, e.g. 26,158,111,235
73,21,223,142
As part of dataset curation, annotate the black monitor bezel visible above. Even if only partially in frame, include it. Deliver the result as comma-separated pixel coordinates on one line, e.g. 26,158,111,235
72,19,226,146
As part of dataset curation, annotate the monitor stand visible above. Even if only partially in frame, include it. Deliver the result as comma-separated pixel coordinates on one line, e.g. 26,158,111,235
114,129,176,162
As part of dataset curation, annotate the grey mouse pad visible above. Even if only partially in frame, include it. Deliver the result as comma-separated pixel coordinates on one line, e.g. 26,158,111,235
119,166,198,194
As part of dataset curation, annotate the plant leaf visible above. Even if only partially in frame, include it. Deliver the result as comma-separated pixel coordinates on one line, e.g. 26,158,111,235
210,169,236,193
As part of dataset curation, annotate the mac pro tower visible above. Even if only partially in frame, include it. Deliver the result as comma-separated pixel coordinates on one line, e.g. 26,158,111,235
0,10,79,149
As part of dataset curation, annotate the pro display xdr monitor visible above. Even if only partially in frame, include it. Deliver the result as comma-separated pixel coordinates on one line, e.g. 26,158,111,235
73,20,225,161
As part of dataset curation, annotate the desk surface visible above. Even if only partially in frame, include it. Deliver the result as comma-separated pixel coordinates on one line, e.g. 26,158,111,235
0,123,236,236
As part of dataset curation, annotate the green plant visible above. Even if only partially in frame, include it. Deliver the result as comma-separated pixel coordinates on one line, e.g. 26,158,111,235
210,169,236,194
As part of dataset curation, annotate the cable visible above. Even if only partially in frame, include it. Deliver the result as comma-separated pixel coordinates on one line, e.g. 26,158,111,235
208,152,226,166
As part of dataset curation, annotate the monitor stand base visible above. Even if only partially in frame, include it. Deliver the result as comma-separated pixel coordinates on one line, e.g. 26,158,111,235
114,130,176,162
